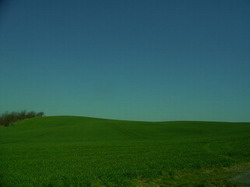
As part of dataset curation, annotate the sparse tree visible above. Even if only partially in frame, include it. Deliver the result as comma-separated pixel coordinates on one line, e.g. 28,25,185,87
0,111,45,126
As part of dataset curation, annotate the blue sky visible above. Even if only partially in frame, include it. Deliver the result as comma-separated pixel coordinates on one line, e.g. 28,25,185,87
0,0,250,121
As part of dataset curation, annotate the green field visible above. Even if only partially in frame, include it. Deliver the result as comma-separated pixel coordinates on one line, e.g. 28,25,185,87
0,116,250,187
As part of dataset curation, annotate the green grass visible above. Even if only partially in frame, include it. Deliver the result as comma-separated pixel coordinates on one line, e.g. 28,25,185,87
0,116,250,187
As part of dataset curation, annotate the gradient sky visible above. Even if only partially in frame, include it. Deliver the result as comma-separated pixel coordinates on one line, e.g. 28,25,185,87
0,0,250,121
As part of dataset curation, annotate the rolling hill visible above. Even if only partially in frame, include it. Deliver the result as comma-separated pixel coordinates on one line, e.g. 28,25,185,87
0,116,250,186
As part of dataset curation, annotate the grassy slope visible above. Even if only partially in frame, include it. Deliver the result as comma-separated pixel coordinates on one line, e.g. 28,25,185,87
0,116,250,187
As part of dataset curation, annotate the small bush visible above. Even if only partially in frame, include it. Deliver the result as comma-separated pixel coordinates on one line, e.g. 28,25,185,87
0,111,45,127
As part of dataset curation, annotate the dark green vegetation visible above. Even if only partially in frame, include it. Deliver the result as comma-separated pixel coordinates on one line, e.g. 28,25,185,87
0,116,250,187
0,111,44,126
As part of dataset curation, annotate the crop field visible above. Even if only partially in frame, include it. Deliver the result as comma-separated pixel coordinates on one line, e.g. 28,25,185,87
0,116,250,187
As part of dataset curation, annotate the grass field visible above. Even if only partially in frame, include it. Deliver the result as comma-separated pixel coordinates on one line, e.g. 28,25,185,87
0,116,250,187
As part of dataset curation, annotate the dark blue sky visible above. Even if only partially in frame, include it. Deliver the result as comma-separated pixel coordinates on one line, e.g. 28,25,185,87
0,0,250,121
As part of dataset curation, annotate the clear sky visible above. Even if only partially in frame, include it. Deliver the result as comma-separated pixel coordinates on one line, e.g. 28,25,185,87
0,0,250,121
